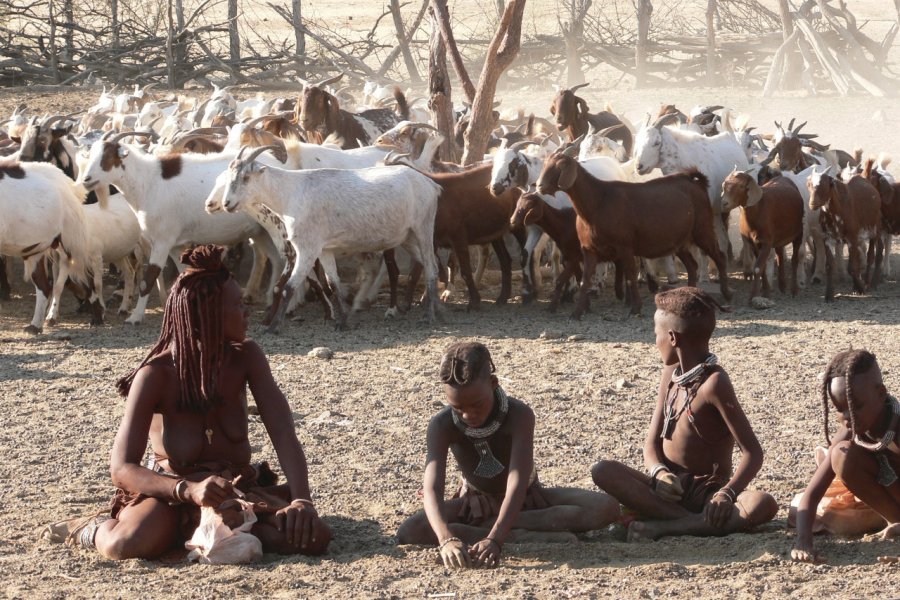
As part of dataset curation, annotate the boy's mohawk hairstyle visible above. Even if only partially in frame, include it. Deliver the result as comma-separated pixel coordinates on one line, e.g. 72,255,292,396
439,341,496,385
655,286,725,319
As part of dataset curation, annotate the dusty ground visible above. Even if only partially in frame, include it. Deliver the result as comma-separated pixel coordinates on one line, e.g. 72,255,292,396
3,22,900,600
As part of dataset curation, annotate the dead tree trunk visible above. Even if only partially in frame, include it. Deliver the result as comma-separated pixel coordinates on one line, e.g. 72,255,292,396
560,0,591,88
390,0,422,84
174,0,187,80
432,0,476,102
777,0,801,88
706,0,717,85
63,0,73,60
110,0,120,52
166,0,176,88
379,0,429,78
292,0,305,75
228,0,240,65
49,0,59,83
635,0,652,89
461,0,526,165
428,7,458,162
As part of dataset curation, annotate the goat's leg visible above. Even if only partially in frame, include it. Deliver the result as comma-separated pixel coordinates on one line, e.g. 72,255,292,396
774,246,787,295
750,243,771,301
873,234,884,288
572,250,597,320
883,233,892,278
491,237,512,306
790,236,802,297
406,233,440,323
824,241,836,302
694,215,732,302
266,245,318,334
613,260,625,301
317,253,349,330
549,260,577,313
641,259,659,293
520,226,543,305
453,242,481,311
0,256,10,301
809,230,827,284
382,249,400,317
45,255,71,327
117,254,138,315
351,253,379,313
473,244,490,287
847,239,866,294
128,243,170,325
622,252,642,315
532,232,551,293
675,247,698,288
24,255,52,334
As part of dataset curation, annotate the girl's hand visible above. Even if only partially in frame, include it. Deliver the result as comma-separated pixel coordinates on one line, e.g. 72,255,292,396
438,537,471,569
185,476,234,507
276,500,319,549
469,537,501,568
791,540,822,564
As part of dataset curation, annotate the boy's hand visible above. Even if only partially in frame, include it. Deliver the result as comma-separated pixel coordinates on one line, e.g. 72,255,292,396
469,538,501,568
439,538,471,569
653,472,684,502
704,493,734,529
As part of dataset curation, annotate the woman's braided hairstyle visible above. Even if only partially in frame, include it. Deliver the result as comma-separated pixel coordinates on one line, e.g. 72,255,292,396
821,349,877,445
117,245,232,413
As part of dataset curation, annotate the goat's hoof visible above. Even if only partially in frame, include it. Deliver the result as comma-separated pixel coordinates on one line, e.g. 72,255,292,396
23,324,42,335
495,298,509,306
46,318,58,327
125,319,142,326
439,290,452,302
334,321,349,332
521,294,535,306
384,307,398,319
569,312,583,321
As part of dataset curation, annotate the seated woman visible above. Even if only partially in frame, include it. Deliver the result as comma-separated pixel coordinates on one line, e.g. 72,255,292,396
51,245,331,559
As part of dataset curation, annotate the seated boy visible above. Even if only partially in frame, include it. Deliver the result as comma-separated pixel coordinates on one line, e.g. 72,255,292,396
592,287,777,541
397,341,619,568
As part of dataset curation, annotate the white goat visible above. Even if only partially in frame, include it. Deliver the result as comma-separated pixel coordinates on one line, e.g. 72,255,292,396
0,161,100,332
204,145,441,332
77,131,284,324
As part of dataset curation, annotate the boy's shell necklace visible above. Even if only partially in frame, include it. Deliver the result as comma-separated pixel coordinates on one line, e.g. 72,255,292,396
661,353,718,440
853,395,900,452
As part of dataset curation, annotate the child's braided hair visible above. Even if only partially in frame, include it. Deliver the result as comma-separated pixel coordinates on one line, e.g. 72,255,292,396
117,244,232,413
821,349,877,445
439,341,496,386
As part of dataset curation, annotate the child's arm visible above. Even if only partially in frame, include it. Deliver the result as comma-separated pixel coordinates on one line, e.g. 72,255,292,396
643,366,683,502
422,415,469,568
704,371,765,526
792,428,849,563
471,405,535,567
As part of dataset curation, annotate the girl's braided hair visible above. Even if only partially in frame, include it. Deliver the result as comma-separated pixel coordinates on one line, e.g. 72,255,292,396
117,245,232,413
439,342,496,386
821,349,877,445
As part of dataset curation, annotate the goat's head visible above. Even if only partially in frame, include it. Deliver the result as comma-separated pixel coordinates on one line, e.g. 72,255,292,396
721,169,762,212
16,115,72,163
807,165,839,211
549,83,589,131
510,192,545,230
78,130,156,189
580,123,627,161
862,157,895,207
633,113,679,175
490,140,537,196
211,145,279,214
375,121,440,155
536,149,579,195
763,118,823,173
297,73,345,137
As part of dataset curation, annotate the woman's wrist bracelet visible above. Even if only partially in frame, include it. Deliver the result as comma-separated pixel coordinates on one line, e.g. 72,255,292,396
291,498,316,509
649,463,670,487
438,536,462,550
713,486,737,503
172,478,188,504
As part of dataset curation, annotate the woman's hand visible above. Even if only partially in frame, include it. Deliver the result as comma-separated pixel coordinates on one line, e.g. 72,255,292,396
276,500,320,550
438,537,471,569
185,476,234,507
469,537,501,568
704,493,734,529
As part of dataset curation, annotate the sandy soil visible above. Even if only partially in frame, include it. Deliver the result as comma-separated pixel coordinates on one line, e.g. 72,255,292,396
3,13,900,598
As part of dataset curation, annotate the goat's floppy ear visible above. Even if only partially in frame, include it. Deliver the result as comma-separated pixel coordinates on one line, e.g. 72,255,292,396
549,102,557,116
575,98,589,118
746,178,763,207
557,158,578,190
515,161,529,189
324,94,341,130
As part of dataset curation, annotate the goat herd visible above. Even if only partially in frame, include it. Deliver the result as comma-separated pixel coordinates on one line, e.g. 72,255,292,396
0,78,897,336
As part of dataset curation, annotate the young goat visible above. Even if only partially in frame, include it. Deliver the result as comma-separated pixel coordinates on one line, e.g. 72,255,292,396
549,84,632,157
721,171,806,302
807,166,883,302
205,146,442,332
536,152,732,317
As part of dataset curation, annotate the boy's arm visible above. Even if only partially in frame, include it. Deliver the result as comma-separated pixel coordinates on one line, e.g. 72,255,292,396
706,371,765,495
792,428,848,562
644,365,675,470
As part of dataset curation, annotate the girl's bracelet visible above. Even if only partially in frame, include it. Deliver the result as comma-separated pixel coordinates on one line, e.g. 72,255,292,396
291,498,316,510
713,486,737,503
172,478,188,504
438,536,462,550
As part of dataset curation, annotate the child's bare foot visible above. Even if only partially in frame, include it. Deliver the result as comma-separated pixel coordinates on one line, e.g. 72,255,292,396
626,520,661,542
507,529,578,544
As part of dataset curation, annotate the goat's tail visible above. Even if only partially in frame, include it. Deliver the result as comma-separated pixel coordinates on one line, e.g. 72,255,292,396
852,147,864,166
393,87,410,121
877,152,893,170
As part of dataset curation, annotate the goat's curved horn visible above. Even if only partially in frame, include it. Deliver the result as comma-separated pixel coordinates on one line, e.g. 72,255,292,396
12,103,26,116
182,126,228,137
408,122,440,133
509,140,538,151
41,114,69,129
140,82,157,95
241,144,282,165
801,139,830,152
568,82,590,94
245,114,279,128
193,99,210,126
106,130,159,145
797,133,818,140
597,123,625,137
652,113,680,130
315,72,345,89
704,105,724,113
787,117,796,132
774,120,784,134
792,120,807,135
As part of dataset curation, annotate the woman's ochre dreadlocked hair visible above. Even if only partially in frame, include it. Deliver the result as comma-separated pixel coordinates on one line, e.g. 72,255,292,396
820,349,877,445
117,245,232,413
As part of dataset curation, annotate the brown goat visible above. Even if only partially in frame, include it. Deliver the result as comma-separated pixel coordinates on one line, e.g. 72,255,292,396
297,75,409,149
536,153,731,317
862,158,900,233
722,172,805,301
509,192,581,312
549,84,632,157
807,168,883,301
